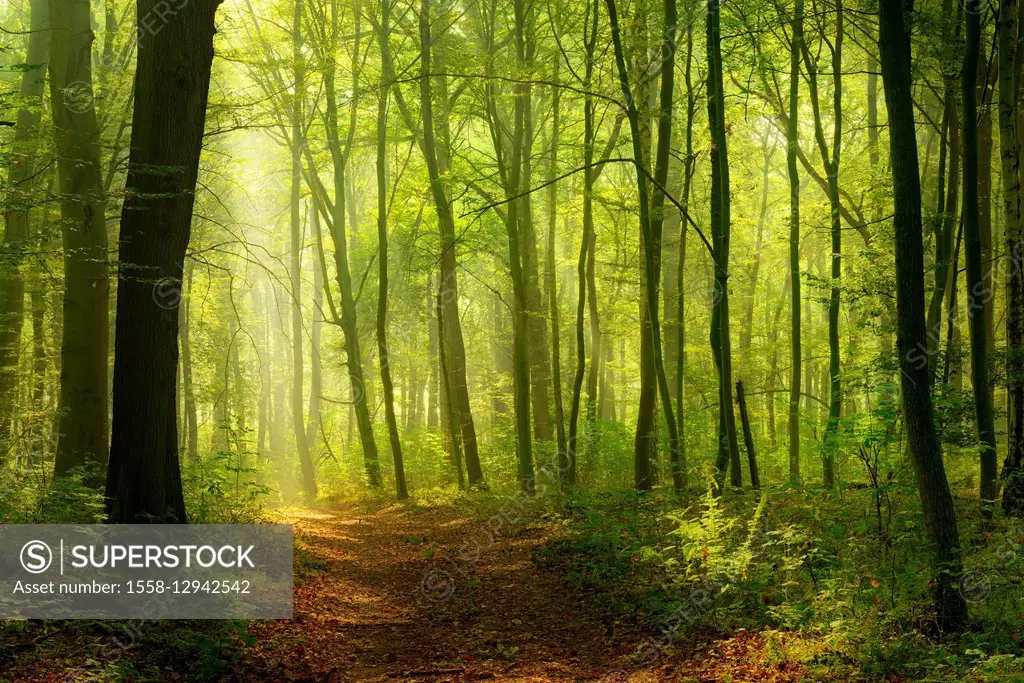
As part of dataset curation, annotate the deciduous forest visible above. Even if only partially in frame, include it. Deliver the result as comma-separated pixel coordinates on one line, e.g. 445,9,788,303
2,0,1024,678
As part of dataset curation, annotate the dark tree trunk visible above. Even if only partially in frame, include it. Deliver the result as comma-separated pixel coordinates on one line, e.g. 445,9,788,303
963,0,999,511
736,380,760,488
877,0,968,629
106,0,223,522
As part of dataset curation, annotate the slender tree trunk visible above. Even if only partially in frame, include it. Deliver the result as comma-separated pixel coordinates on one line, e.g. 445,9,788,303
963,2,999,511
569,0,599,488
547,60,568,461
676,23,695,465
106,0,223,522
180,261,198,461
49,0,110,479
801,0,843,489
605,0,682,494
646,0,683,491
375,15,408,499
707,0,741,489
878,0,968,629
736,380,760,488
788,0,803,487
290,0,316,501
305,208,324,451
323,0,381,487
416,0,484,486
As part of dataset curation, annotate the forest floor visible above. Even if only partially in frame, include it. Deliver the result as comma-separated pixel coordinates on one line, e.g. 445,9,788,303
239,501,811,682
1,500,816,682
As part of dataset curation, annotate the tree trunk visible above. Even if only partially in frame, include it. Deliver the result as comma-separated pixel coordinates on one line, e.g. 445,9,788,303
106,0,223,522
547,61,568,462
788,0,803,487
877,0,968,629
736,380,760,488
415,0,484,486
605,0,682,495
375,8,408,499
707,0,741,489
963,2,999,511
49,0,110,479
290,0,317,501
801,0,843,488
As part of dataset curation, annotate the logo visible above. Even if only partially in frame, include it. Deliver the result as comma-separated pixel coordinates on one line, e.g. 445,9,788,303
20,540,52,574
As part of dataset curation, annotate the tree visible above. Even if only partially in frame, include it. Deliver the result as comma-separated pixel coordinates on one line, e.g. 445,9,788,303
1000,0,1024,516
48,0,110,479
375,0,408,500
788,0,803,487
707,0,741,489
604,0,682,495
106,0,224,522
877,0,968,629
962,0,998,511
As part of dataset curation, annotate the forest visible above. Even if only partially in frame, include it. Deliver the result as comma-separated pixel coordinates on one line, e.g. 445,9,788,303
1,0,1024,678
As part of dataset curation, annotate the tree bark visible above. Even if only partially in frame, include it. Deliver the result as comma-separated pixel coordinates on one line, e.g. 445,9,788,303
375,3,408,500
877,0,968,629
106,0,223,522
788,0,803,487
49,0,110,479
707,0,742,489
963,1,999,511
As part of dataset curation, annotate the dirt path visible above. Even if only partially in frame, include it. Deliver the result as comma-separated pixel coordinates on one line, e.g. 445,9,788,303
244,502,657,682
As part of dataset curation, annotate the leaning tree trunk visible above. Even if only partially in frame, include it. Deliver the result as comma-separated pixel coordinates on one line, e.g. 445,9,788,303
106,0,223,522
416,0,484,486
877,0,968,630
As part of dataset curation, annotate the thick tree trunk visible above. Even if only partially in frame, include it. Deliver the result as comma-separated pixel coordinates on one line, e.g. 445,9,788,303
877,0,968,629
106,0,223,522
49,0,110,479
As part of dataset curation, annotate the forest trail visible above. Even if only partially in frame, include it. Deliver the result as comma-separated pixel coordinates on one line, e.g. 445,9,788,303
244,502,646,681
244,503,804,683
